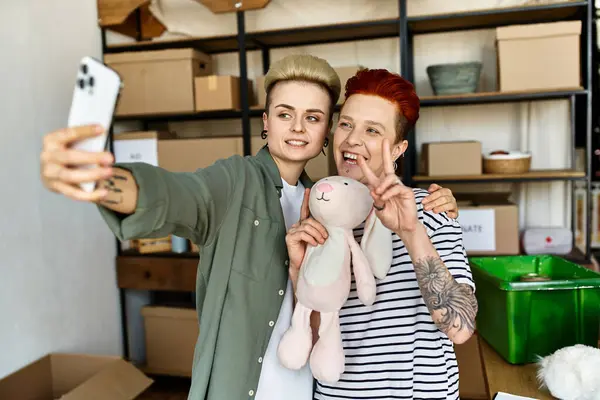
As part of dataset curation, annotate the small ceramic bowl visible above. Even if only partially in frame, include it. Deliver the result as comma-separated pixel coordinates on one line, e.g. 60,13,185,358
426,61,483,95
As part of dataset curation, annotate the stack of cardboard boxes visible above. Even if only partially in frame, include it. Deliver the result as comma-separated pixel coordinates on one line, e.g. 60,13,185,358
420,140,519,256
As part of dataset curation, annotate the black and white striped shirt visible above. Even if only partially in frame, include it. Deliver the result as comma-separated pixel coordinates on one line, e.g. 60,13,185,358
314,189,475,400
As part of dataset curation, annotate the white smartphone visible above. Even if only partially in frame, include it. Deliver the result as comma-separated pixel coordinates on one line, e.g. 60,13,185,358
67,56,122,192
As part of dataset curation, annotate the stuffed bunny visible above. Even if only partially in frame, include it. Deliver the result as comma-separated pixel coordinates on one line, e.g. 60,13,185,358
277,176,393,383
537,344,600,400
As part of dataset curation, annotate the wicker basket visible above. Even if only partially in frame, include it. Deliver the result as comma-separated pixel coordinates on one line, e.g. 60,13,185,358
483,152,532,174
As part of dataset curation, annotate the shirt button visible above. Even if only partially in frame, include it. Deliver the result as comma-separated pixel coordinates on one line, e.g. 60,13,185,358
258,357,263,363
278,289,284,296
254,220,259,226
268,320,274,327
249,389,255,396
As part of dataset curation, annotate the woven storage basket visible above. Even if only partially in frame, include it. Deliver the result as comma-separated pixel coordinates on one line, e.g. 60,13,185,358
483,152,531,174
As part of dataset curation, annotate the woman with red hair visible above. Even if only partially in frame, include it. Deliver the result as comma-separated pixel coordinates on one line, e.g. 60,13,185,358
286,69,477,399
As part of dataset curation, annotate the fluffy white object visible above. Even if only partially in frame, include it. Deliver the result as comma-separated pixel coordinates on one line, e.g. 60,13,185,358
537,344,600,400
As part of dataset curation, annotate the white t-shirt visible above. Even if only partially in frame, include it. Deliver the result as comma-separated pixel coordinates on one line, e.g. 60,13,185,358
255,178,314,400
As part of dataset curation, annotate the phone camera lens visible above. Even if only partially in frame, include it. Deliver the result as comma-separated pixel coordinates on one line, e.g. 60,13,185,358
81,64,88,75
89,76,95,87
78,79,85,89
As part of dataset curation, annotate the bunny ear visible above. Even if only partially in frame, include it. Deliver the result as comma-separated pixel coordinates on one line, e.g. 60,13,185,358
360,209,393,280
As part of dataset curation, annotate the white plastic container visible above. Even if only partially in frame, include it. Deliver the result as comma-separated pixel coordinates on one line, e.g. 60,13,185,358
522,227,573,255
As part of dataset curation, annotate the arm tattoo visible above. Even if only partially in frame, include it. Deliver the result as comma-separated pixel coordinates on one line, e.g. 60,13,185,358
413,256,478,336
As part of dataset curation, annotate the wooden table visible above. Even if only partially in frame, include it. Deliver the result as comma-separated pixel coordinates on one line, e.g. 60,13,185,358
479,339,555,399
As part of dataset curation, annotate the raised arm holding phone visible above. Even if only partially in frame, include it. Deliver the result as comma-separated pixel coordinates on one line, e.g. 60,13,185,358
41,125,137,214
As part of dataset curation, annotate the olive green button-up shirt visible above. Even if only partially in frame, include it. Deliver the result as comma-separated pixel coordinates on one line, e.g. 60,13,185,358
98,147,313,400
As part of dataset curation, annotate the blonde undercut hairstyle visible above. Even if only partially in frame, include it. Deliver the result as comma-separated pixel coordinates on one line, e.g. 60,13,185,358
263,54,341,117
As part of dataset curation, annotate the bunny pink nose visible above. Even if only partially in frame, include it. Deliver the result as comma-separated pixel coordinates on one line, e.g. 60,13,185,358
317,183,334,193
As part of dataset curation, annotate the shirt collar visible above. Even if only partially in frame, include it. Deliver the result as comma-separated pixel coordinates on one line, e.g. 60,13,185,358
255,145,314,196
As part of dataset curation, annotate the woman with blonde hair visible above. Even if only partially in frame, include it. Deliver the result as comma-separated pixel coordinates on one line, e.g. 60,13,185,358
39,55,458,399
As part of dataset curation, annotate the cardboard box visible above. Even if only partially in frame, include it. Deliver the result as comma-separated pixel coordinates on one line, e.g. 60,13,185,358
457,193,520,256
335,66,364,105
195,75,241,111
113,131,173,167
421,141,482,176
142,306,199,377
113,131,244,172
454,333,487,399
105,48,212,116
250,135,333,180
0,353,152,399
497,21,581,92
160,137,244,172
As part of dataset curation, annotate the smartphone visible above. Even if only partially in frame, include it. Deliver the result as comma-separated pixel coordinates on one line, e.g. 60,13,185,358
67,56,122,192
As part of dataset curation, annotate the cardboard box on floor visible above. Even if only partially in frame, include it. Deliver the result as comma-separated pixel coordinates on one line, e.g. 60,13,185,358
105,48,212,116
0,353,152,399
456,192,519,256
497,21,582,92
455,333,487,399
421,141,482,176
142,306,199,377
113,131,244,172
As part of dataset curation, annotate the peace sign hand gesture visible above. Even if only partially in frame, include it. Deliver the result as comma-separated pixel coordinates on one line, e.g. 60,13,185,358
357,139,419,237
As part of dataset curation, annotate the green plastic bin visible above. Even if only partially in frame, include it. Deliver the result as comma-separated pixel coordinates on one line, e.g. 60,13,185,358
469,255,600,364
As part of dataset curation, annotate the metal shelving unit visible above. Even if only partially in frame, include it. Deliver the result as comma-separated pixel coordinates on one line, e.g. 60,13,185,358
419,88,588,107
398,0,595,264
407,1,587,33
100,0,596,361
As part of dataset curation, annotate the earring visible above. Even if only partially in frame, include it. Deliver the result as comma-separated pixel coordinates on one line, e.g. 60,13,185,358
321,137,329,155
393,161,398,170
261,130,267,139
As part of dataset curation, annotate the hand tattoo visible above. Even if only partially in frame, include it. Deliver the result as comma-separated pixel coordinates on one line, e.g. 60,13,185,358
100,174,128,205
414,256,478,336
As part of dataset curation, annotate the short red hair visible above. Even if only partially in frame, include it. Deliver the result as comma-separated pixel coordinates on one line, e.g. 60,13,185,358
344,68,420,141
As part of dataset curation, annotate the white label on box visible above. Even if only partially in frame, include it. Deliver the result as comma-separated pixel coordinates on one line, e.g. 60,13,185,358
457,209,496,251
114,138,158,166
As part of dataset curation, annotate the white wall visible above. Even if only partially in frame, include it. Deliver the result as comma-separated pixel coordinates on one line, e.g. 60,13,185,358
0,1,121,378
